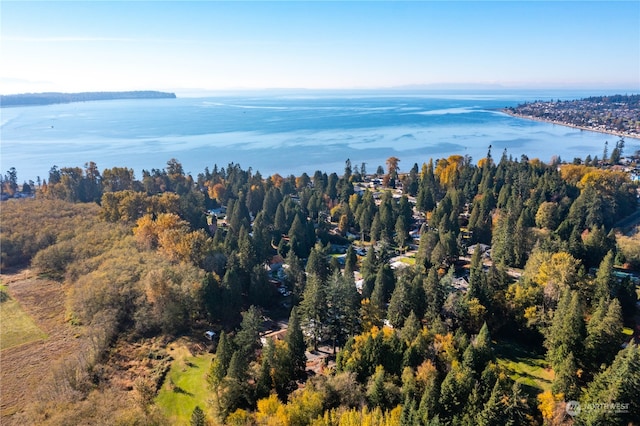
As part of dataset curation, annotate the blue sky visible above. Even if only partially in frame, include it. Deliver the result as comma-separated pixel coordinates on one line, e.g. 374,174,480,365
1,1,639,95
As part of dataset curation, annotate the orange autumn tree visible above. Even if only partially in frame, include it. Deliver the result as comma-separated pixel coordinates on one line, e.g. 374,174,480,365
207,182,226,203
435,155,465,188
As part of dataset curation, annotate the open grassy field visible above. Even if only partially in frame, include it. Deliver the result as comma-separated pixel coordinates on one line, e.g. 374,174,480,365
0,284,48,350
0,272,83,421
398,255,416,265
495,340,554,394
156,343,215,425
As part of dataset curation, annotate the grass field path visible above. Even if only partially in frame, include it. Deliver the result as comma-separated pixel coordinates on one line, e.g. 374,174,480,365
495,340,554,394
0,287,48,351
0,271,82,420
156,342,215,424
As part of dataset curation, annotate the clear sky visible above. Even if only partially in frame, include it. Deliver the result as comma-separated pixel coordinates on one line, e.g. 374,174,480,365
1,1,639,95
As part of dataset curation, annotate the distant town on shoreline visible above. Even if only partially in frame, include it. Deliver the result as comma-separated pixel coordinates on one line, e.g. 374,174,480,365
503,94,640,140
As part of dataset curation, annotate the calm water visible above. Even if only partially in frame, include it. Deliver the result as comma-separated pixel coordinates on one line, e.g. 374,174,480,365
2,90,638,182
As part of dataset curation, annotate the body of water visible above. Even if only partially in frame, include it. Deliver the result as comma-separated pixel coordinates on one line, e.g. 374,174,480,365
1,90,638,183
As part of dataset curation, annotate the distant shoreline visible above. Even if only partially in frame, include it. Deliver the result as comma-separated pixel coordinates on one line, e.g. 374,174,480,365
501,109,640,140
0,91,177,108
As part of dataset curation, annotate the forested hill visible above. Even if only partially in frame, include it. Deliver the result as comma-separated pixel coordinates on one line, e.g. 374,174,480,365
0,90,176,107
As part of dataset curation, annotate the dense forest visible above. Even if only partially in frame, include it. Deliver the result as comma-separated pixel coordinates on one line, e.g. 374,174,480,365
1,147,639,425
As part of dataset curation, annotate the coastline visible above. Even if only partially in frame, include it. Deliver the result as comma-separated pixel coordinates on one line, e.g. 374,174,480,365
0,91,177,108
501,110,640,141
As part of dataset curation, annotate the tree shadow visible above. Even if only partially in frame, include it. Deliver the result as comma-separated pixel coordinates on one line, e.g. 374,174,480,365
172,385,194,397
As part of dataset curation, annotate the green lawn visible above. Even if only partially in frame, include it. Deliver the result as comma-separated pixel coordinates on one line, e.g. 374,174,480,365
495,340,553,393
156,345,214,425
0,285,48,351
398,256,416,265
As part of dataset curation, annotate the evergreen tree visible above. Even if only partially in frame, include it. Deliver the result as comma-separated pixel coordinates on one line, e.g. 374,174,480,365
545,288,585,371
417,185,435,213
344,245,357,276
398,195,413,227
370,212,382,243
306,243,330,283
226,350,247,381
221,256,243,323
617,276,638,322
288,213,309,258
476,322,493,353
585,297,624,370
423,267,444,320
286,306,307,379
416,230,438,272
212,227,225,246
400,396,419,426
583,225,615,268
491,208,530,268
313,170,327,193
504,381,531,426
594,250,615,301
274,203,287,236
255,338,275,400
513,210,532,268
251,211,274,262
387,278,411,328
248,264,271,308
228,194,251,232
357,190,376,241
408,274,427,320
378,191,396,242
360,247,378,298
467,248,489,307
568,223,585,260
326,271,361,352
579,343,640,425
551,351,579,401
300,274,326,350
190,406,206,426
367,365,389,409
285,249,306,303
401,310,421,344
237,226,257,273
202,273,223,322
234,305,262,360
478,379,505,426
395,215,409,249
459,385,483,426
468,191,494,244
371,263,394,312
439,366,474,421
209,331,233,386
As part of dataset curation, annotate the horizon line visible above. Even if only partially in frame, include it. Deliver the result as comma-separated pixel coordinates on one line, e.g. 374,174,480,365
3,85,640,98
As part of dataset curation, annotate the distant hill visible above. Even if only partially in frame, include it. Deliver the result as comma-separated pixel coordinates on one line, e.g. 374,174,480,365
0,91,177,107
